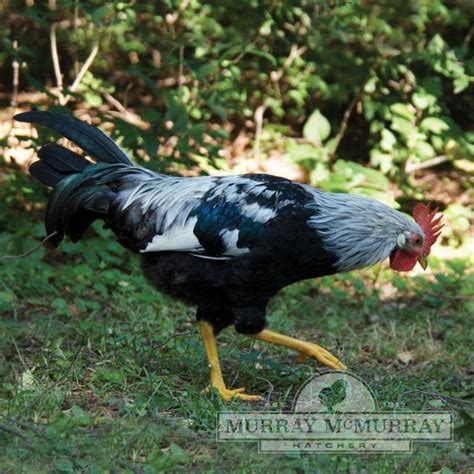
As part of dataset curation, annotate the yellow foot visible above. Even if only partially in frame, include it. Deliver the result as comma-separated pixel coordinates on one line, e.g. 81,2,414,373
250,329,347,371
296,342,347,371
209,385,262,401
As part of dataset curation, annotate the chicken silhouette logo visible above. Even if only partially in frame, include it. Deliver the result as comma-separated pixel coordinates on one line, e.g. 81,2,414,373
317,379,349,414
293,370,378,413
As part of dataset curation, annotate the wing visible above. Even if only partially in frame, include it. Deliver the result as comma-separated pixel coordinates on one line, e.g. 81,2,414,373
115,173,314,258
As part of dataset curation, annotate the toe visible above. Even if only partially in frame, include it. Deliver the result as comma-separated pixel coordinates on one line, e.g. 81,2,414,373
303,343,347,371
236,392,262,401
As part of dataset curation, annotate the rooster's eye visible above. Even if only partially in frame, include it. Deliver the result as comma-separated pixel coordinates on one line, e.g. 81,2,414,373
412,235,422,246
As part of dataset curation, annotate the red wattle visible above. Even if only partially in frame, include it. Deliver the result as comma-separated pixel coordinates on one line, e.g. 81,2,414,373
389,249,418,272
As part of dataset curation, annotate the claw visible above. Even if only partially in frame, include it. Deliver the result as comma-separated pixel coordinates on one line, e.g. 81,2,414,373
209,385,262,401
300,341,347,371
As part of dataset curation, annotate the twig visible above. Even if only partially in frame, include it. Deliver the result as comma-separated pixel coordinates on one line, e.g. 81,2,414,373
253,104,267,167
463,24,474,48
13,340,27,369
102,90,150,129
154,330,195,352
0,231,57,263
106,110,150,131
327,56,384,169
73,0,79,30
61,41,99,106
405,155,449,173
0,423,34,448
327,85,365,169
69,42,99,93
50,24,63,90
178,45,184,98
4,417,49,440
10,40,19,109
49,23,99,106
257,376,274,408
397,389,474,407
102,91,129,114
270,44,307,83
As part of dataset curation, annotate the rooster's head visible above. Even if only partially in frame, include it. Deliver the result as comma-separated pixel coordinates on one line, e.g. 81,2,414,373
389,203,444,272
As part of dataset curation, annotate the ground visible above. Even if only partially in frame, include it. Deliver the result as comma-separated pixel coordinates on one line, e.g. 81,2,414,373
0,219,472,472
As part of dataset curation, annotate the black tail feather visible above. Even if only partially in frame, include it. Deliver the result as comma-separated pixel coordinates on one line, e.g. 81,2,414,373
38,144,90,172
15,111,140,246
14,111,134,166
28,144,91,187
28,161,64,187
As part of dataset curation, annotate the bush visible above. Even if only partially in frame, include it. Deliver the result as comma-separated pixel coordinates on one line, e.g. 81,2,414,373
0,0,472,197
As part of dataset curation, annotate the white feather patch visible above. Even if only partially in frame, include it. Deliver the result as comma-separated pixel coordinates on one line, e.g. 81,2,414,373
241,202,277,223
141,216,202,253
220,229,250,256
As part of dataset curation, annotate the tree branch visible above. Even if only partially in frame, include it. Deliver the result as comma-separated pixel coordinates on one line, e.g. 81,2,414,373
405,155,449,173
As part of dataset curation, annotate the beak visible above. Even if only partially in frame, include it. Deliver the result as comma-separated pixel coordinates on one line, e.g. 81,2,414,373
418,253,428,270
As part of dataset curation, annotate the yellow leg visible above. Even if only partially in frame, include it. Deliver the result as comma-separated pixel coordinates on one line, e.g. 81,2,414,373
249,329,347,371
199,321,262,401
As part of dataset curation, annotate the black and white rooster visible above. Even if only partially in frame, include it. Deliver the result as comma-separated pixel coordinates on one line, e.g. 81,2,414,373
15,112,443,401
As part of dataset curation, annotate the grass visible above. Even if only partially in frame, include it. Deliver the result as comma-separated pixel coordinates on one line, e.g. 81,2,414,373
0,218,473,473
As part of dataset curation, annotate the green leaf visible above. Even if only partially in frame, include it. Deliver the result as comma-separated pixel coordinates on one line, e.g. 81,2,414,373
391,116,414,138
303,109,331,142
390,103,415,121
380,129,397,152
143,131,160,159
412,92,435,110
54,458,74,472
420,117,450,134
258,19,274,37
287,142,323,163
428,399,445,408
245,49,277,66
84,92,103,108
364,76,378,94
453,77,469,94
370,150,393,174
414,140,435,160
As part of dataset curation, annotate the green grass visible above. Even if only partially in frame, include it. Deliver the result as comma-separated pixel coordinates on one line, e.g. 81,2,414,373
0,222,473,472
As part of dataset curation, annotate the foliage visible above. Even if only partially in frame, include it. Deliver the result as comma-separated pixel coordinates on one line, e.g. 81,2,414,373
1,0,472,185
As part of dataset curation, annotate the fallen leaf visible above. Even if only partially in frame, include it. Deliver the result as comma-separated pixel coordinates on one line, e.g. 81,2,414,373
397,351,414,364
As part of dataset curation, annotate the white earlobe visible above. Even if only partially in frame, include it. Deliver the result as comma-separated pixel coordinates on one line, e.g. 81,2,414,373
397,233,406,247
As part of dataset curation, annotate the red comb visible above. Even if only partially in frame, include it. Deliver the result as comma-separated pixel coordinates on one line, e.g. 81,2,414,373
413,202,444,256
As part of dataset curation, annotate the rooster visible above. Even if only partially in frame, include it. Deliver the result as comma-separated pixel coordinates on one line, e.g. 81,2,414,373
15,111,443,401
